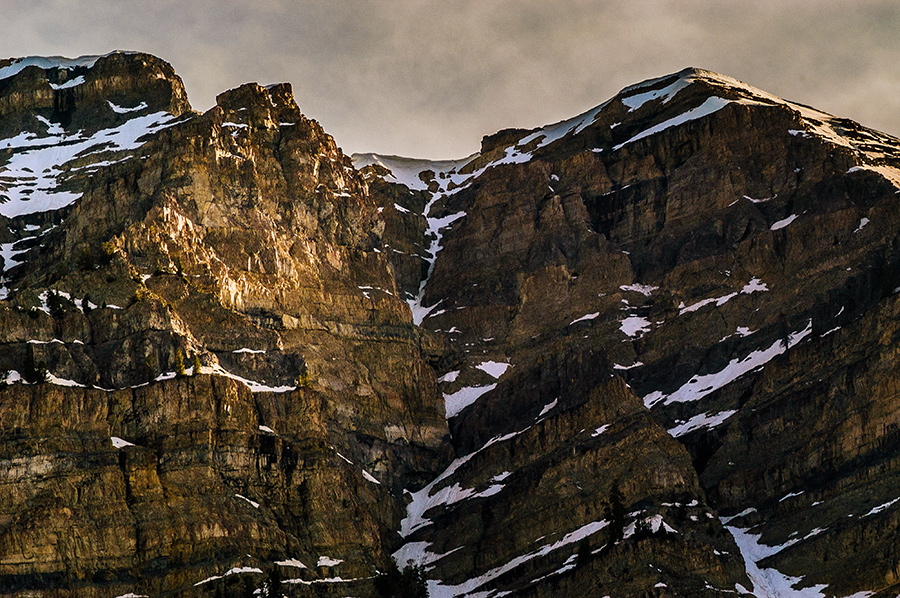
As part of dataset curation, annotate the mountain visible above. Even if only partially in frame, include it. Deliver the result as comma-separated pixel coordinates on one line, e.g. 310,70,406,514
1,53,899,598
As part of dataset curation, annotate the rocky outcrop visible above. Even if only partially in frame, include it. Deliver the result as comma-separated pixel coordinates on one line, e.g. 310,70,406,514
360,67,900,597
0,54,449,595
0,375,403,596
5,53,900,598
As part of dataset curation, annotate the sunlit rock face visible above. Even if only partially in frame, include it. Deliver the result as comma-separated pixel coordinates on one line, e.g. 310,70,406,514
2,54,900,597
0,52,448,597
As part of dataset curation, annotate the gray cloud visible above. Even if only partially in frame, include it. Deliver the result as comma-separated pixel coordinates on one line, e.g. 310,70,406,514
2,0,900,158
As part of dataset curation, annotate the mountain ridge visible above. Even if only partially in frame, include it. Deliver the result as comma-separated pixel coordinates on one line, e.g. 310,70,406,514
1,52,899,597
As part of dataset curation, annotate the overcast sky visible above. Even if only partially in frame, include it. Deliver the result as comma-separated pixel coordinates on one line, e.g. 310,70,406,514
3,1,899,159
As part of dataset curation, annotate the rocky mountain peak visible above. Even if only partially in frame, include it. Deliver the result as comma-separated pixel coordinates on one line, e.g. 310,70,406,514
4,53,900,598
0,51,190,127
354,64,900,598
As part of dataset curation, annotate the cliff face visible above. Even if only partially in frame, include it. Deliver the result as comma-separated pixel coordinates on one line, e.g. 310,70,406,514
0,52,448,597
2,53,900,598
357,68,900,598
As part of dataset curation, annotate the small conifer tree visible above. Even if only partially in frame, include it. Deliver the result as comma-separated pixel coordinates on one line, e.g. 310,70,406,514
606,481,626,544
145,355,157,382
262,567,282,598
23,351,49,384
375,561,428,598
174,349,186,378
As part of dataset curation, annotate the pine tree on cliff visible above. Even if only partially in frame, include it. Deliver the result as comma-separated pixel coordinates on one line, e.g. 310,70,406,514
261,567,282,598
174,349,186,378
23,350,48,384
606,481,626,544
375,561,428,598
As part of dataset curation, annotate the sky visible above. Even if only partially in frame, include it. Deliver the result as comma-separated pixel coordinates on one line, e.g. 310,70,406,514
2,0,900,159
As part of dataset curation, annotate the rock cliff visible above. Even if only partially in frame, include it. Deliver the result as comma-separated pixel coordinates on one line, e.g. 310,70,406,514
0,52,447,597
2,53,900,598
356,68,900,598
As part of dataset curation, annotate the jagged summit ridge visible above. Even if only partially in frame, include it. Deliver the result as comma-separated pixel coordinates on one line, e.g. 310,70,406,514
3,52,900,598
357,65,900,191
354,64,900,331
355,64,900,598
0,52,192,224
0,51,138,81
0,51,448,597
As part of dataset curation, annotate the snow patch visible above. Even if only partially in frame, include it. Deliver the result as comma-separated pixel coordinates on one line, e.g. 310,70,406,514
645,320,812,407
394,542,466,570
108,100,148,114
847,165,900,189
0,54,109,81
570,312,600,325
475,361,511,379
49,75,84,90
680,292,738,315
621,77,694,112
863,497,900,517
538,399,558,418
779,491,804,503
438,370,460,383
668,410,737,438
620,315,651,337
422,519,609,598
678,278,764,315
400,426,534,537
197,363,296,393
444,384,497,418
614,96,732,150
613,361,644,370
0,110,180,217
742,277,769,294
317,556,343,568
623,514,677,539
725,524,829,598
110,437,135,449
619,283,658,296
235,494,260,509
591,425,610,437
771,214,799,231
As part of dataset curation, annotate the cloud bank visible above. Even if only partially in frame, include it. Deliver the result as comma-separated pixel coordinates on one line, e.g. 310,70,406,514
2,0,899,159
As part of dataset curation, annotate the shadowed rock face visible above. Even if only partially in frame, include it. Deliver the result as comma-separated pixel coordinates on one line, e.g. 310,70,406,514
3,55,900,598
359,68,900,597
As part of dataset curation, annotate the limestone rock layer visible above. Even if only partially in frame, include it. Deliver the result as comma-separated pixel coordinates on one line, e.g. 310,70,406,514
0,55,899,597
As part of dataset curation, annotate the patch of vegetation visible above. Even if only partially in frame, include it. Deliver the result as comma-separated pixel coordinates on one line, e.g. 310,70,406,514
145,355,158,382
22,351,49,384
47,290,72,318
374,562,428,598
296,369,312,388
260,567,282,598
174,349,186,378
605,481,626,545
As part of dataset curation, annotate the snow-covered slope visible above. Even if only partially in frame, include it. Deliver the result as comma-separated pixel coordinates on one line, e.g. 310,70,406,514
0,109,179,217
